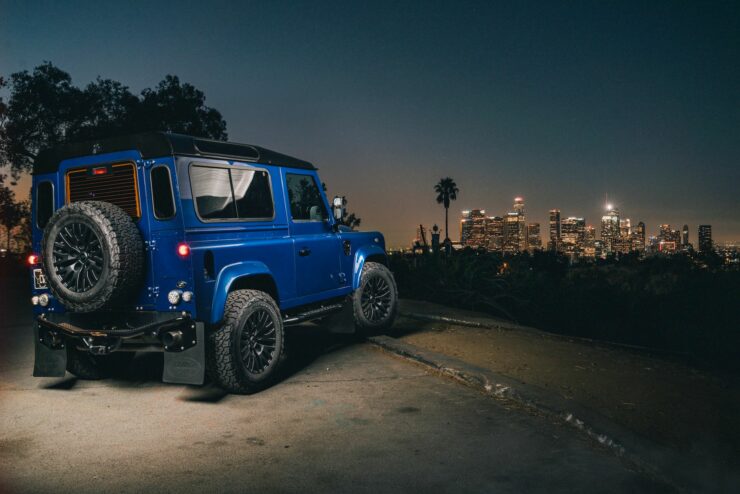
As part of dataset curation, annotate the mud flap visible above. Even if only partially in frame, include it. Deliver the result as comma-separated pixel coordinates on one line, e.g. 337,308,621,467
322,298,356,334
33,325,67,377
163,322,205,385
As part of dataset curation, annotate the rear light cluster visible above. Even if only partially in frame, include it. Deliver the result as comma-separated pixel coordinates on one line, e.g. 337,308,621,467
27,254,40,266
177,243,190,257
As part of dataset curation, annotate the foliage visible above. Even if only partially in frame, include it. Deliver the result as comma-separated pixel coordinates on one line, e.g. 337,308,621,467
0,182,23,250
390,250,740,372
0,62,227,178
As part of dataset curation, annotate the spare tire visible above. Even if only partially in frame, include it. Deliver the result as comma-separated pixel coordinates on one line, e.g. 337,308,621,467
41,201,144,312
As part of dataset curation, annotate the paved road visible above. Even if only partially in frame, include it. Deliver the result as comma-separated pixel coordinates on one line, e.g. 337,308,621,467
0,271,670,493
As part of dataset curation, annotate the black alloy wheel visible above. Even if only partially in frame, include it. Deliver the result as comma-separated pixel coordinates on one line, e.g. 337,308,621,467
207,289,286,394
360,275,393,323
238,308,277,374
52,223,104,293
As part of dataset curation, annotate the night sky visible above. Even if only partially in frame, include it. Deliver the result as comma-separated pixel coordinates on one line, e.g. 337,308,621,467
1,0,738,247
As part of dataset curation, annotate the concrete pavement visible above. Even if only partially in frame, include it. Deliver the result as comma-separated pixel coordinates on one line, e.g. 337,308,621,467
0,271,670,493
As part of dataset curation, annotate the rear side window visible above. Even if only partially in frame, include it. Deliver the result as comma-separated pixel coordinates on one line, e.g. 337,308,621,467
36,181,54,229
231,169,274,218
286,174,327,221
150,166,176,220
190,164,273,221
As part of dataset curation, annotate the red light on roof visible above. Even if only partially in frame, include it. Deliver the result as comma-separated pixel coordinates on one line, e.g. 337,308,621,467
177,243,190,257
92,167,108,175
27,254,40,266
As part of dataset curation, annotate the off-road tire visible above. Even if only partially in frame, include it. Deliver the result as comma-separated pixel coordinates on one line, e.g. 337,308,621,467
41,201,144,313
66,346,135,380
207,290,286,394
353,262,399,334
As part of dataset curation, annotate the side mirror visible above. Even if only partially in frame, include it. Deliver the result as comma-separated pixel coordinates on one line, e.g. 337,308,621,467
332,196,345,222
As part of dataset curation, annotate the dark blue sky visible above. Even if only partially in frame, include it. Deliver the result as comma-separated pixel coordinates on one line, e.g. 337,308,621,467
2,0,738,246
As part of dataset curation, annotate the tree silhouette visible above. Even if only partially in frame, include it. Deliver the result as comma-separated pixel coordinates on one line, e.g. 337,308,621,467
0,182,22,251
0,62,227,178
435,177,459,242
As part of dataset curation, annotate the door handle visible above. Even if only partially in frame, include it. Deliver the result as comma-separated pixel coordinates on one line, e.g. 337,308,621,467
298,247,311,257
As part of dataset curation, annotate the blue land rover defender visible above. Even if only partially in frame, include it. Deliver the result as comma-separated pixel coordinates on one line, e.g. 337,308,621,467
29,132,398,393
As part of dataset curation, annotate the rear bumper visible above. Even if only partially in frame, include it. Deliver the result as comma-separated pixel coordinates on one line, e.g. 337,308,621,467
34,312,205,385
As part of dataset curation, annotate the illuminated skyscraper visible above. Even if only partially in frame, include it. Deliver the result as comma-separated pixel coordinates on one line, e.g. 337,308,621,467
682,224,690,248
513,197,527,251
514,197,525,216
487,216,504,252
658,224,681,253
469,209,488,248
619,219,631,238
632,221,646,251
698,225,713,253
562,217,586,257
527,223,542,252
460,209,488,248
582,225,597,258
548,209,561,252
600,206,620,253
503,213,521,254
460,210,473,245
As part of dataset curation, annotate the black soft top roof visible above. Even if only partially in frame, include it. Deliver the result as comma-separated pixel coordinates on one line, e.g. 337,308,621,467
33,132,315,174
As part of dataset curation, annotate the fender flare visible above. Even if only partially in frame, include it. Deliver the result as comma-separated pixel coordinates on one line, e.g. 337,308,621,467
210,261,276,324
352,245,388,289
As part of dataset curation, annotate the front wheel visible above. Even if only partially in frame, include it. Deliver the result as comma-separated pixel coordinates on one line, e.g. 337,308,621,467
353,262,399,334
207,289,286,394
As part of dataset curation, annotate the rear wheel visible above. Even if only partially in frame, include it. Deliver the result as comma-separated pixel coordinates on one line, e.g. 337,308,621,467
66,346,135,380
207,290,285,394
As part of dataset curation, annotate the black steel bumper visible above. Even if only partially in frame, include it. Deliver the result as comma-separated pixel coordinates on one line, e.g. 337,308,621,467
33,312,206,385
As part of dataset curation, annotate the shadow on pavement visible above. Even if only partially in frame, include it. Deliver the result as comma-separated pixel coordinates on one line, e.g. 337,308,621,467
44,377,79,390
36,323,365,400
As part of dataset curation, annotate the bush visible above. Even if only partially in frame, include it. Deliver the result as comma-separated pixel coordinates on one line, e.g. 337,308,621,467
389,251,740,371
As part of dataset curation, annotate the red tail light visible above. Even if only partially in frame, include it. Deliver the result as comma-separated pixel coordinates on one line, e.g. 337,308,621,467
27,254,40,266
177,243,190,258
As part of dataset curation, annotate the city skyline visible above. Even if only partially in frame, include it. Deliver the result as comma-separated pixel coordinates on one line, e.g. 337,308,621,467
419,195,721,249
440,195,719,257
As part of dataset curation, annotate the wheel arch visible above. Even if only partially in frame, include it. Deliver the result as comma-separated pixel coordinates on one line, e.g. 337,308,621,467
210,261,280,324
352,245,388,290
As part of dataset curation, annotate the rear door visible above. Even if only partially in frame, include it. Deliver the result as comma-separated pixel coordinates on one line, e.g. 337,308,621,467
285,172,343,297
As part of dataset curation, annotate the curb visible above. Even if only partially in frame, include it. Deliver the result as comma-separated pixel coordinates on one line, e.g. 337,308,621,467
399,310,691,358
368,334,696,493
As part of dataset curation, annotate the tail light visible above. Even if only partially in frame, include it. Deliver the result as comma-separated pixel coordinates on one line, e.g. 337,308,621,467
177,243,191,258
27,254,40,266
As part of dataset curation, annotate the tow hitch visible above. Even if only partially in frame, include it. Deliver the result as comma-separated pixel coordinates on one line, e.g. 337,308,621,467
33,314,206,385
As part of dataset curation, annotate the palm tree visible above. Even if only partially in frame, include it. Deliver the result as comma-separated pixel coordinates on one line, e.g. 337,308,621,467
434,177,459,243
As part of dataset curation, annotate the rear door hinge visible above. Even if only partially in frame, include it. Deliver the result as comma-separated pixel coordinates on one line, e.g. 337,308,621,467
145,240,157,252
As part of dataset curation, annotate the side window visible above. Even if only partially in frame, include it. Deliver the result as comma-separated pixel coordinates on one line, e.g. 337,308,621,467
36,181,54,229
231,169,274,219
190,166,237,219
286,174,327,221
150,166,176,220
190,164,274,221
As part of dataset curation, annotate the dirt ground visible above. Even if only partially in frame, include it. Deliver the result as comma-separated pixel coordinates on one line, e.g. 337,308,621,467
395,300,740,469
